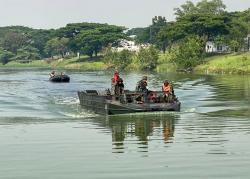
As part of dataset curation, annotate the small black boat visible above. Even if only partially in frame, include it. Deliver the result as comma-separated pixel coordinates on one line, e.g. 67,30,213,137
78,90,181,115
49,75,70,83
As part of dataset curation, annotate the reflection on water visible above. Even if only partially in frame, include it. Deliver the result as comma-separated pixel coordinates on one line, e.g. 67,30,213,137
93,114,178,153
1,69,250,179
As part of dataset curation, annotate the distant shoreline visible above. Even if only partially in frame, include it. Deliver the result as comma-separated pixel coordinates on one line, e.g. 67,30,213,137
0,57,107,71
1,52,250,75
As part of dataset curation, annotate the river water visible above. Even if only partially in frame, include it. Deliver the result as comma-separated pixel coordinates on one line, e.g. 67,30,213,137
0,69,249,179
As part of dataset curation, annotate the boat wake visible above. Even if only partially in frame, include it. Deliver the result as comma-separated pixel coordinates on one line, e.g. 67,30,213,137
52,96,99,119
61,111,99,118
184,107,196,113
54,96,79,105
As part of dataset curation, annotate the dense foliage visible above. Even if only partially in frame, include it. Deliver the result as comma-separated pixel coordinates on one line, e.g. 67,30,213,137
103,47,134,69
128,0,250,69
103,46,159,70
169,36,205,68
136,46,159,70
0,23,126,64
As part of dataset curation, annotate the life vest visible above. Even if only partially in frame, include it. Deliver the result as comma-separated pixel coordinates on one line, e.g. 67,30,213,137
162,84,171,94
112,74,119,83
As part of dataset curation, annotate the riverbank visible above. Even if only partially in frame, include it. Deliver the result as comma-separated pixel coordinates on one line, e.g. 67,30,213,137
194,52,250,74
0,57,107,71
1,52,250,74
157,52,250,74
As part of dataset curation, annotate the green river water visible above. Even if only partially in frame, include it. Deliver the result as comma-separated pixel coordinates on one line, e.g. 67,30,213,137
0,69,249,179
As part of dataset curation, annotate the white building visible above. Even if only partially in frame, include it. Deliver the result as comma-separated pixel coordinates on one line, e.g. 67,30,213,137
114,39,149,52
206,41,229,53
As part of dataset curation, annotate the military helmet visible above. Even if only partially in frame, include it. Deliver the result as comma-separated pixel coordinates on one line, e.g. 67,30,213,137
164,80,169,85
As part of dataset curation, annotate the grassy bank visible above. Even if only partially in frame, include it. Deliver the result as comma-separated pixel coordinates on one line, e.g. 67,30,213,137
0,56,107,71
155,52,250,74
195,52,250,74
1,52,250,74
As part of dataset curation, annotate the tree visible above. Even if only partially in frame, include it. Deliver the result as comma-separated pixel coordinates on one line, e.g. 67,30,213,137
0,26,55,59
126,16,167,51
1,32,28,54
56,22,113,38
157,0,228,52
116,50,133,69
158,22,187,46
136,46,159,70
103,46,119,66
229,40,240,52
160,13,231,51
103,47,133,69
196,0,226,14
45,37,69,58
75,30,102,58
174,1,196,18
174,0,226,19
126,27,150,44
56,22,126,57
149,16,168,52
240,8,250,30
30,29,55,58
0,48,14,65
149,16,167,44
225,12,249,51
74,25,125,58
169,36,204,69
11,46,41,61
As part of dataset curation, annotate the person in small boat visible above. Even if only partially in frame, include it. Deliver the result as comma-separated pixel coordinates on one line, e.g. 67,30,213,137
117,78,124,93
112,70,120,84
116,78,125,102
162,80,174,102
50,71,56,78
136,76,149,102
111,71,124,100
148,91,158,103
136,76,148,92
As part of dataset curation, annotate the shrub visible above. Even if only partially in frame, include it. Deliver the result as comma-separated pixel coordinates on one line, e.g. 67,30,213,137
136,46,159,70
103,46,118,67
169,36,204,69
103,47,134,69
116,49,134,69
0,48,14,65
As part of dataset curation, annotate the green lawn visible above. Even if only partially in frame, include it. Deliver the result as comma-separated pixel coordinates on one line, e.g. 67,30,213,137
0,60,49,68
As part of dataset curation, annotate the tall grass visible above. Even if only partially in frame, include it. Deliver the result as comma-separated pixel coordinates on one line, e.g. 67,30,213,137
156,53,178,73
195,52,250,74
